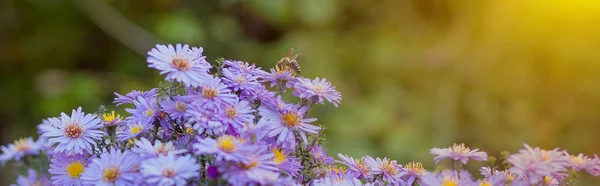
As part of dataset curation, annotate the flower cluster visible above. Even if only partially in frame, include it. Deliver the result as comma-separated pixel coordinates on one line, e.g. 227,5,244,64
1,44,600,186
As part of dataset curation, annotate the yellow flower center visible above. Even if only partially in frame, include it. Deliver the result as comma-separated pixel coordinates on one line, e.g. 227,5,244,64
175,101,187,112
65,124,83,138
239,160,259,170
572,156,585,165
356,160,372,175
406,162,426,175
452,143,470,154
202,87,218,99
185,128,194,134
65,162,85,178
235,76,246,83
217,135,237,152
273,148,287,164
144,108,154,117
102,167,120,182
171,58,191,71
102,111,121,123
281,113,299,127
13,138,30,152
442,176,458,186
130,125,143,135
380,160,399,175
226,107,237,118
162,168,177,178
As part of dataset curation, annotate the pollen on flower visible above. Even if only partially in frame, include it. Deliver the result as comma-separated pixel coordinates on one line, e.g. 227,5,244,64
217,135,237,152
202,87,218,99
103,111,122,123
281,113,299,127
406,162,426,175
235,75,247,84
380,159,399,175
226,107,237,118
156,143,170,156
452,143,470,154
162,168,177,178
102,167,120,182
171,58,192,71
65,124,83,138
239,159,259,170
356,159,372,175
130,125,143,135
66,161,85,178
185,127,194,134
13,138,30,152
175,101,187,112
273,148,287,164
442,176,458,186
480,181,492,186
572,156,585,165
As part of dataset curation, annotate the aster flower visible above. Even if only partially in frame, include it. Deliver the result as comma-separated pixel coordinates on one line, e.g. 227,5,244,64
185,76,236,108
258,104,321,149
337,154,373,180
311,171,363,186
245,84,277,103
11,169,51,186
147,44,212,87
223,59,269,77
430,143,488,164
507,144,570,185
160,95,190,121
102,111,123,127
567,153,600,175
272,147,302,176
114,88,157,106
40,107,104,154
217,99,255,132
250,173,299,186
49,153,90,186
81,149,140,185
193,135,250,162
364,156,407,185
125,96,158,125
293,77,342,107
186,103,227,135
311,145,334,165
140,154,200,186
222,67,262,92
116,121,153,141
219,147,279,185
263,68,296,89
132,137,187,159
420,170,474,186
0,137,44,165
403,162,427,185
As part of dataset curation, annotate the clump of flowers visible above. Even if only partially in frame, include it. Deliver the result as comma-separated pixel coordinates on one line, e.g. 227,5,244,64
2,44,600,186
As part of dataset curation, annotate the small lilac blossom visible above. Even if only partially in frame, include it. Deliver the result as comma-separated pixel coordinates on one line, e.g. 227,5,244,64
49,153,90,186
507,144,570,185
272,147,302,176
404,162,427,185
193,135,250,162
147,44,212,87
0,137,44,165
101,111,123,127
125,96,157,125
217,99,255,132
311,145,334,165
420,170,474,186
337,154,373,180
160,95,190,121
11,169,51,186
222,67,262,92
140,154,200,186
116,120,152,141
133,137,187,159
114,88,157,106
264,68,296,88
224,59,269,77
311,171,363,186
219,147,279,185
364,156,407,185
186,76,236,108
81,149,140,185
40,107,104,154
250,172,299,186
567,153,600,175
430,143,488,164
186,103,227,135
258,104,320,149
293,77,342,107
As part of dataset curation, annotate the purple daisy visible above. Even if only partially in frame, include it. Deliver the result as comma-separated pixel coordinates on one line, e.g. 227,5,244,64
116,121,153,141
249,173,299,186
140,153,200,186
364,156,407,185
133,137,187,159
272,147,302,177
49,153,90,186
147,44,212,87
81,149,140,185
257,104,321,149
125,96,158,125
160,95,190,121
40,107,104,154
337,154,373,180
293,77,342,107
567,153,600,175
312,170,363,186
217,99,255,132
186,102,227,135
0,137,44,165
311,145,334,165
222,67,262,92
403,162,427,185
430,143,488,164
223,59,269,77
219,147,279,185
11,169,51,186
263,68,296,89
114,88,157,106
193,135,250,162
420,170,474,186
101,111,123,127
507,144,570,185
186,76,237,108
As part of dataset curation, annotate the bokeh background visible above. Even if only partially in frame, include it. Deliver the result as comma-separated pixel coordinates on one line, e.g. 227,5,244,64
2,0,600,184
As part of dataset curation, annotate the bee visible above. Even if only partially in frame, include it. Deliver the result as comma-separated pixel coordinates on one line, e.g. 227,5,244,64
275,48,302,76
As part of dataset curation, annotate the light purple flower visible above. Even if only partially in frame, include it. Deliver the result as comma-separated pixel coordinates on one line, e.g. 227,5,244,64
403,162,428,185
311,171,363,186
0,137,44,165
81,149,140,185
222,67,262,92
311,145,334,165
258,104,320,149
49,153,90,186
567,153,600,175
186,102,227,135
147,44,212,87
507,144,569,185
11,169,51,186
224,59,269,77
160,95,190,121
116,120,153,141
217,99,255,133
219,147,279,185
125,96,158,125
193,135,250,162
40,107,104,154
186,76,237,108
337,154,373,180
420,170,474,186
140,154,200,186
430,143,488,164
114,88,157,106
272,147,302,177
133,137,187,159
263,68,296,89
364,156,407,185
293,77,342,107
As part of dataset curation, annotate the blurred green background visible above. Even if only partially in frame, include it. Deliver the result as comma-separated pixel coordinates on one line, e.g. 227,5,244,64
2,0,600,184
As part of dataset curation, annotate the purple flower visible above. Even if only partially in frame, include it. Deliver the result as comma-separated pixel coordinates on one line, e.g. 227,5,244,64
140,154,200,186
258,104,321,149
114,88,157,106
311,145,334,165
507,144,569,185
293,77,342,107
125,96,158,125
40,107,104,154
11,169,51,186
430,143,488,164
217,99,256,132
404,162,427,185
101,111,123,127
222,67,262,92
272,147,302,176
420,170,474,186
160,95,190,121
49,153,90,186
186,77,237,108
193,135,250,162
250,173,299,186
567,153,600,175
186,102,227,135
147,44,212,87
133,137,187,159
223,60,269,77
364,156,407,185
263,68,296,89
311,171,363,186
219,147,279,185
81,149,140,185
116,120,152,141
337,154,373,180
0,137,44,165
